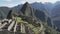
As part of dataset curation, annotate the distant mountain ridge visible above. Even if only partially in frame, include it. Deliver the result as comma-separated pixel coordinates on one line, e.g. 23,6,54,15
0,7,10,19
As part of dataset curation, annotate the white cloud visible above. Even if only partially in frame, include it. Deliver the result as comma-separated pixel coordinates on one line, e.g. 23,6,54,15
23,0,58,3
3,0,12,2
0,4,18,8
1,0,60,7
39,0,57,3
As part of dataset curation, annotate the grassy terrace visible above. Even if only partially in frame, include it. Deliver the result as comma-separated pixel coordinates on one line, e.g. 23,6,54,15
14,17,42,34
14,17,60,34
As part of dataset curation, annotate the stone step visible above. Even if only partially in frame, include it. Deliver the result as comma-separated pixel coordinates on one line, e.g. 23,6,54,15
14,21,18,32
8,21,15,31
0,23,7,29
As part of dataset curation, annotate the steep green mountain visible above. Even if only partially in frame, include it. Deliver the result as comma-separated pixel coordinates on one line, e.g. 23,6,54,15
19,2,43,21
19,2,52,27
20,2,35,18
11,2,54,29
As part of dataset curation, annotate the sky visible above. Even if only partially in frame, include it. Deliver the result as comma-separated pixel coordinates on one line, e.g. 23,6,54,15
0,0,60,7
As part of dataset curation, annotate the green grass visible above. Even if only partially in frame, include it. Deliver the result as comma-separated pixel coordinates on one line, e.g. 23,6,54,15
25,22,39,34
14,17,24,22
14,16,41,34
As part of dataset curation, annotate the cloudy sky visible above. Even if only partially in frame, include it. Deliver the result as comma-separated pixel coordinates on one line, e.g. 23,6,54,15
0,0,60,7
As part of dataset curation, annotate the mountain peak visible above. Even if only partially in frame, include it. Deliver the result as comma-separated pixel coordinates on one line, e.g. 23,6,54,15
25,2,29,5
22,2,30,8
20,2,33,16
